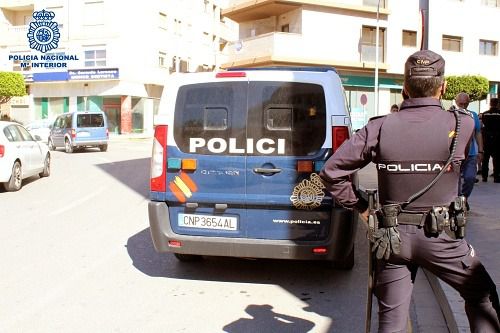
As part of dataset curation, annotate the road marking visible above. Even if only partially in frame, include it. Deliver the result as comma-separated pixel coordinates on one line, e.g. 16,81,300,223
49,186,106,216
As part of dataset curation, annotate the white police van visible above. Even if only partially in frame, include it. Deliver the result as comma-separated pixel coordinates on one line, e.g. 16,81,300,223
148,67,357,268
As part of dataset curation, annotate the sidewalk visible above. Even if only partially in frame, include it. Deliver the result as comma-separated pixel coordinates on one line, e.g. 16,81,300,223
358,163,499,333
108,133,153,142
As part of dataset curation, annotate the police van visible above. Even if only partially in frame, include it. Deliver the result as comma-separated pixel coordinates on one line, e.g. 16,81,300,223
148,67,358,268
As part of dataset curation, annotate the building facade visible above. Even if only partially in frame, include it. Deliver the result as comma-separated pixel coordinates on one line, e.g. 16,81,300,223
0,0,237,134
221,0,500,129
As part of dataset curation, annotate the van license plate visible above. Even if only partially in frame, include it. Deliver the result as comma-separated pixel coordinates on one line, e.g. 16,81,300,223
178,213,238,231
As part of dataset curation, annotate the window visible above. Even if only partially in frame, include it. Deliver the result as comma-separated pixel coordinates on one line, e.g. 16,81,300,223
479,39,497,56
249,82,326,156
3,125,23,142
204,107,228,130
361,26,385,62
159,12,167,30
173,82,326,156
77,114,104,127
11,54,31,72
442,35,462,52
174,19,182,36
84,48,106,67
482,0,500,7
159,52,167,67
84,1,104,26
402,30,417,47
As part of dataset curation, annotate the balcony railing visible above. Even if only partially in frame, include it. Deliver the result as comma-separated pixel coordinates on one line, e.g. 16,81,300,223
223,31,388,69
0,25,28,46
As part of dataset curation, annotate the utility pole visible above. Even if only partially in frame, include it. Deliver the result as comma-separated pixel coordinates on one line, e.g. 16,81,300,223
374,0,380,117
419,0,429,50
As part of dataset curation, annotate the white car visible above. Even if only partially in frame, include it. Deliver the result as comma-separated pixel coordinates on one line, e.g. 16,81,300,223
0,121,51,191
25,119,53,144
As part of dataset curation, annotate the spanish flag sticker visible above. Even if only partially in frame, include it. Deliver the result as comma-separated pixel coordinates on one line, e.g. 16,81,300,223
169,172,198,202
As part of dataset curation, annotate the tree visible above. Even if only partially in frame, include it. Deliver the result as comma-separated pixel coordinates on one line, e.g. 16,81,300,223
0,72,26,105
443,75,489,102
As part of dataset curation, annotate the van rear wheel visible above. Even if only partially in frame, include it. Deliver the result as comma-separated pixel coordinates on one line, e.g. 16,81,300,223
65,139,73,153
324,247,354,270
174,253,203,262
99,144,108,152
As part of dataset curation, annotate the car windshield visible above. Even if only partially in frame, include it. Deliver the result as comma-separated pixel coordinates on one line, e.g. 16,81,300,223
77,114,104,128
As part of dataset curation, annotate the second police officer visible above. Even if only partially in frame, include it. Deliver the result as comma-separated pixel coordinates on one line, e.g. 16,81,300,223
320,50,500,333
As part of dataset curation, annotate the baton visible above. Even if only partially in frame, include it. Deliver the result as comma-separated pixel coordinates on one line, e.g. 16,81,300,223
365,189,378,333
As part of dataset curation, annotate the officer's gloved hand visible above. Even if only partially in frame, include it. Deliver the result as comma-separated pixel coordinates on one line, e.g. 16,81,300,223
372,227,401,260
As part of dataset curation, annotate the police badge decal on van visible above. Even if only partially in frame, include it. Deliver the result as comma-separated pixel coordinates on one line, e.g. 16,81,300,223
290,173,325,210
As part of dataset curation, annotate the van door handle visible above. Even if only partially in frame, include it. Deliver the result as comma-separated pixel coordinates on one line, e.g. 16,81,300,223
253,167,281,174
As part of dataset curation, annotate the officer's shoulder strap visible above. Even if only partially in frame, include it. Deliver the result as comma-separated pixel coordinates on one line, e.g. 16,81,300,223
449,107,472,118
367,115,387,122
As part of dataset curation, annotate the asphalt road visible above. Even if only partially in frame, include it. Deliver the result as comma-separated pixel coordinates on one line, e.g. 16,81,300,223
0,139,447,332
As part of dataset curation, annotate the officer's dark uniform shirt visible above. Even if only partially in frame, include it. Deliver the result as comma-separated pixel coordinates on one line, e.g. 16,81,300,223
320,97,475,212
482,107,500,144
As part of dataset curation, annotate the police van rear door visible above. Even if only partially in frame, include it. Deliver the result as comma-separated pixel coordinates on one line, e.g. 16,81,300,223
245,72,331,241
168,74,249,237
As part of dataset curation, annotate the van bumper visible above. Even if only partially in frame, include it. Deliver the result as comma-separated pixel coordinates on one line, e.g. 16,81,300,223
73,139,108,147
148,201,356,262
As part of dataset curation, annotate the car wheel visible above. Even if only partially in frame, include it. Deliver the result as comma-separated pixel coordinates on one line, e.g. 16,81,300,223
4,161,22,192
65,139,73,153
99,144,108,152
48,138,55,151
174,253,203,262
39,153,50,177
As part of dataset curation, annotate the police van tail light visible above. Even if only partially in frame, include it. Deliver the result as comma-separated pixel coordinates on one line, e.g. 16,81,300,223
0,145,4,158
297,160,313,173
106,128,109,138
71,129,76,139
150,125,167,192
332,126,349,151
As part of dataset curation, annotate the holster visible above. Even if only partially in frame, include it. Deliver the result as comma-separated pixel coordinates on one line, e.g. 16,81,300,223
424,196,467,239
377,204,401,228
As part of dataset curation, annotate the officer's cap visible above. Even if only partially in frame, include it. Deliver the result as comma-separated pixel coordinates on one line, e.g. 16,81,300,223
405,50,445,77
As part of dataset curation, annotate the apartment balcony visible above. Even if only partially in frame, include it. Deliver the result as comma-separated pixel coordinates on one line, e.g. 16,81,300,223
0,0,33,10
221,31,389,71
222,0,389,22
0,25,28,46
216,20,238,42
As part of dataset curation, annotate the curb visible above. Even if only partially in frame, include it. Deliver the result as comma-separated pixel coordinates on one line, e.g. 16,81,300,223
424,269,470,333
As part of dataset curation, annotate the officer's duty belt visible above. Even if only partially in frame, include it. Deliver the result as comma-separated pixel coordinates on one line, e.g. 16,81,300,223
395,212,427,226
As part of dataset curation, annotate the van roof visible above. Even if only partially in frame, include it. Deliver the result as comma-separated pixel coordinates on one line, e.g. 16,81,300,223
227,66,338,73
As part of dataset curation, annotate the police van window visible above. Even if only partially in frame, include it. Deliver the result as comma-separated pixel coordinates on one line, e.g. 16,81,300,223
204,107,228,130
266,106,292,131
174,82,247,154
248,82,326,156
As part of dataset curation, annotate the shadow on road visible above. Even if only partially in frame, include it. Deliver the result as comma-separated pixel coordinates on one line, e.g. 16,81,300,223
223,304,315,333
95,157,150,198
126,227,370,332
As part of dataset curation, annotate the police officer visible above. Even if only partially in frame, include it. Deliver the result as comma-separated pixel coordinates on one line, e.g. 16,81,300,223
320,50,500,332
454,93,483,209
481,97,500,183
